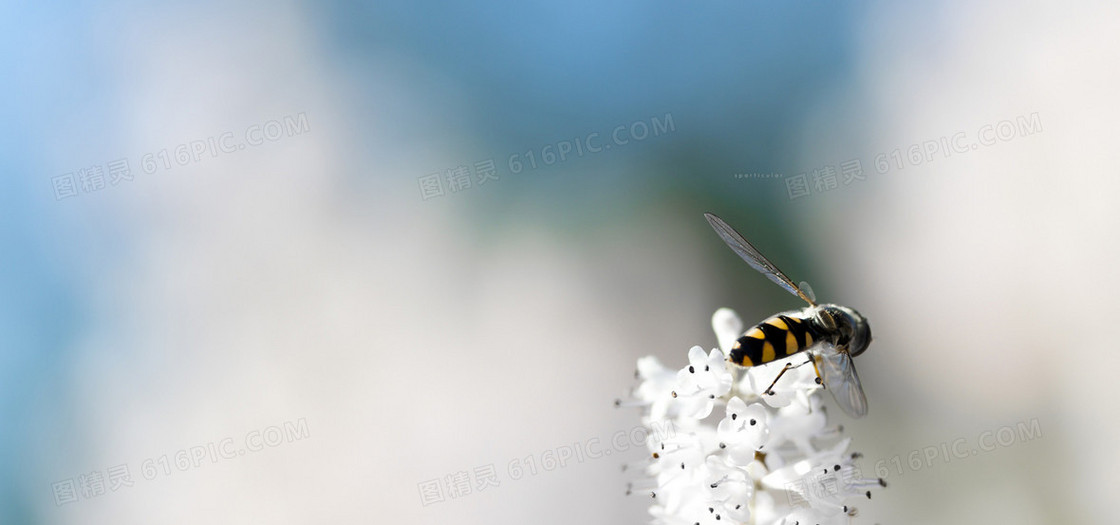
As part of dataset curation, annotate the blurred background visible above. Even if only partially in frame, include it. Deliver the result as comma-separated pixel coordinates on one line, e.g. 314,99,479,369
2,1,1118,523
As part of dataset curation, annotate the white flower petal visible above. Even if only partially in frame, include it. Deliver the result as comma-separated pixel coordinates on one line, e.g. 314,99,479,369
637,355,671,379
687,345,709,366
711,308,744,353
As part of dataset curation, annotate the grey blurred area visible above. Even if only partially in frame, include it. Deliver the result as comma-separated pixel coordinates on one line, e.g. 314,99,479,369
2,1,1118,524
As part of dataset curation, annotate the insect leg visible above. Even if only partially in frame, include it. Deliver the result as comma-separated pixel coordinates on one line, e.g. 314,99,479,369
763,355,816,395
810,355,824,387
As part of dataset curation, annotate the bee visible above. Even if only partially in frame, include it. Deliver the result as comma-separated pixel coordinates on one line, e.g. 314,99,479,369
704,213,872,418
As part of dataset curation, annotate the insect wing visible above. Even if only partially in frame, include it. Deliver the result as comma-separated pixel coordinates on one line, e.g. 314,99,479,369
704,213,816,306
798,280,817,303
816,344,869,418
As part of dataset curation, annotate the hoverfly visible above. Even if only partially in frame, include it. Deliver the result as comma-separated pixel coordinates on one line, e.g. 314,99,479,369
704,213,872,418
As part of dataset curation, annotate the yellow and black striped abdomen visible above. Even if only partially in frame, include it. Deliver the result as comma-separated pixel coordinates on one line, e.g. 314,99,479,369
729,314,817,367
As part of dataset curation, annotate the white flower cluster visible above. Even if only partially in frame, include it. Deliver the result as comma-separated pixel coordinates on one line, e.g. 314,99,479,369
619,308,884,525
